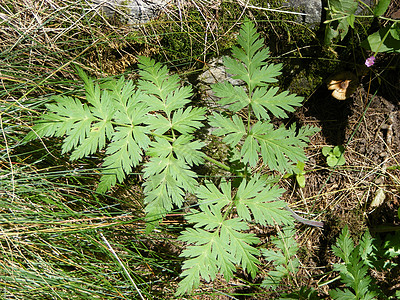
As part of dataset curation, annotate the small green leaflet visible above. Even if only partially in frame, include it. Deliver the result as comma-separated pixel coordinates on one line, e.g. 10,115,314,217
328,0,358,13
243,122,309,173
33,96,95,153
224,20,275,93
172,135,205,166
212,81,250,112
195,179,232,210
70,89,115,160
332,226,354,264
176,231,220,295
214,19,284,108
234,177,292,226
177,177,291,295
97,125,150,193
209,113,246,147
178,211,259,295
251,87,303,120
143,139,202,230
138,56,180,101
170,107,206,134
138,56,193,115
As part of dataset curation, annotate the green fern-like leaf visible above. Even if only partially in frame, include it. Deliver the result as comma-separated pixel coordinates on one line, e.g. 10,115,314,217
28,64,176,194
209,19,318,174
176,229,221,295
330,289,359,300
144,144,198,205
95,81,151,192
209,113,246,147
249,122,312,172
170,107,206,135
332,226,354,264
173,135,205,166
70,89,115,160
26,19,320,297
138,56,192,115
143,136,204,230
330,226,378,300
177,208,259,295
28,96,96,152
212,82,249,113
251,87,303,120
136,57,206,230
214,19,301,120
229,121,310,173
261,226,299,290
177,177,291,295
138,57,180,102
234,176,292,226
210,113,315,175
225,20,276,93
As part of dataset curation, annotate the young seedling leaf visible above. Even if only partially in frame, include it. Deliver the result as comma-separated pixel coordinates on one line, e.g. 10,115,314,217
296,173,306,188
333,145,345,157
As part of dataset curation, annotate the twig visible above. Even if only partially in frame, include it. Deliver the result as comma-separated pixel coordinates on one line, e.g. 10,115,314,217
284,206,324,228
237,0,309,16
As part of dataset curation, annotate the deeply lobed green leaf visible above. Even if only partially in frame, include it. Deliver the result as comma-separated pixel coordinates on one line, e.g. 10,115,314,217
332,226,354,264
330,226,378,300
138,56,193,115
178,205,260,295
243,122,311,173
261,226,299,290
234,177,291,225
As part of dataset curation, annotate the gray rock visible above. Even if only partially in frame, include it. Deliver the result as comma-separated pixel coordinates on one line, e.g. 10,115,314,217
198,58,243,87
91,0,168,24
283,0,322,25
197,58,245,106
281,0,375,26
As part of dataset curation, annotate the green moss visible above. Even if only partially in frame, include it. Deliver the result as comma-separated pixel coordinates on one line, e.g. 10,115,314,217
147,7,238,65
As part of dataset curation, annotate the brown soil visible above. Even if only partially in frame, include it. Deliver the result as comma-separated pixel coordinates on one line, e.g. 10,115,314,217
275,55,400,298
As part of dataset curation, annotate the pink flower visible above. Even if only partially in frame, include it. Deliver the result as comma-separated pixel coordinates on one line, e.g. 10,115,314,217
365,56,375,67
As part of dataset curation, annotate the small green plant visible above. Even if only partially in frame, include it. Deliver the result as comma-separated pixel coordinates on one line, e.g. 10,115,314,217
324,0,359,45
322,145,346,167
284,161,306,188
327,227,400,299
329,226,378,299
261,226,300,289
324,0,400,54
26,20,318,295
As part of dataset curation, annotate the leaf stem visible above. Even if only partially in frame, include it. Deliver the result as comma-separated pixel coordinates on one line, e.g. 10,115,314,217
373,23,395,56
202,155,231,172
357,0,374,14
151,132,174,142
